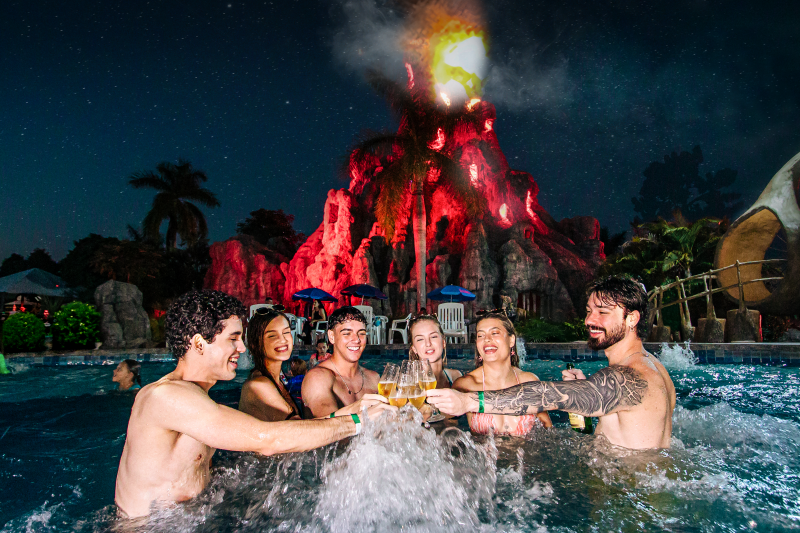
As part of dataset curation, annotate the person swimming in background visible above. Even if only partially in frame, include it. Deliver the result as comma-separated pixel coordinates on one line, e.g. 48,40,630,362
453,311,552,435
112,359,142,392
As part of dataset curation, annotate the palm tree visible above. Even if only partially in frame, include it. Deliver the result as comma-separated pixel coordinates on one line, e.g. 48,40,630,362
346,68,485,310
129,159,220,250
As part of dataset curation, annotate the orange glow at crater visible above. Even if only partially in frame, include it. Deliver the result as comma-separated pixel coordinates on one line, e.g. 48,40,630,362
428,128,445,151
469,163,478,184
467,98,481,111
440,92,451,107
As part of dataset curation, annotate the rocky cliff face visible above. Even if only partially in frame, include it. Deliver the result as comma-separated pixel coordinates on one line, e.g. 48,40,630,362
205,101,604,320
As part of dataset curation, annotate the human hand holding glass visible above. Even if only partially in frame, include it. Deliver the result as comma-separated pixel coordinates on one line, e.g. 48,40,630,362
378,363,399,399
419,359,444,422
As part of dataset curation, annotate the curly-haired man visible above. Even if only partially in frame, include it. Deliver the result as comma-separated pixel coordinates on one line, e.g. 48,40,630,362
115,291,393,517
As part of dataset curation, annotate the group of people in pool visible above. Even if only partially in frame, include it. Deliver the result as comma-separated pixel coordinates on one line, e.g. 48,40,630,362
114,275,675,519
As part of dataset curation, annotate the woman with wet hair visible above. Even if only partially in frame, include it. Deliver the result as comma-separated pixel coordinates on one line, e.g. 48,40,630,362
240,308,384,421
408,313,462,389
453,311,552,435
112,359,142,392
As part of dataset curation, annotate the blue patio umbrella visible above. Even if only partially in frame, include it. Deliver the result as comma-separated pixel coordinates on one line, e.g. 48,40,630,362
427,285,477,302
291,287,338,302
340,284,387,304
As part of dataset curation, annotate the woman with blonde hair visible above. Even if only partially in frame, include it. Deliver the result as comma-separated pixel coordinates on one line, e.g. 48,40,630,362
453,311,552,435
408,313,462,389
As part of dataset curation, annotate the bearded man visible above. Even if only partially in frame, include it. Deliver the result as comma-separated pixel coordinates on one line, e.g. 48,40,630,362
428,276,675,449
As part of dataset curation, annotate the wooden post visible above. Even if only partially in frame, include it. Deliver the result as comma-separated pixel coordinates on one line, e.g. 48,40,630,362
704,274,716,320
656,289,664,328
735,260,746,312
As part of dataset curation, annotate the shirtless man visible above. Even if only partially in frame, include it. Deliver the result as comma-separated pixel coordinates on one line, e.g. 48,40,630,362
427,276,676,449
115,291,393,518
301,306,380,418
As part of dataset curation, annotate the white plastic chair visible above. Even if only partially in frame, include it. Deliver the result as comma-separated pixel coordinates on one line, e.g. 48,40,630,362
371,315,388,344
438,303,468,344
312,321,328,345
389,313,412,344
354,305,374,328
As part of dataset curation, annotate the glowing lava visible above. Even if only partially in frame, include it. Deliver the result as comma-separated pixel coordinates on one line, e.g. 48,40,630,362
499,203,511,227
440,92,451,107
428,128,445,151
467,98,481,111
484,119,493,132
405,63,415,89
526,190,535,218
469,163,478,184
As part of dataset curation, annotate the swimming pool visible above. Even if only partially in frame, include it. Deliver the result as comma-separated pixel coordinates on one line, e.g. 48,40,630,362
1,349,798,532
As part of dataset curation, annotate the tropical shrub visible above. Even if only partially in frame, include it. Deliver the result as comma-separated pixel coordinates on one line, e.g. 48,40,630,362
516,317,586,343
2,312,46,353
52,302,101,350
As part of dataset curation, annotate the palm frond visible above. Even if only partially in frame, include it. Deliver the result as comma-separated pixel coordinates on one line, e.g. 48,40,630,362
373,163,410,241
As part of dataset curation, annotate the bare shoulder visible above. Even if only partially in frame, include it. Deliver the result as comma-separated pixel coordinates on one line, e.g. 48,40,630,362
301,365,336,392
444,368,463,381
453,372,480,392
363,367,379,379
516,370,540,383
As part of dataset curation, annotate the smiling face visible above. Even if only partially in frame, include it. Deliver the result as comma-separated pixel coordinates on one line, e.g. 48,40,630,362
410,319,445,364
476,318,515,364
200,316,246,381
327,319,367,363
263,316,293,363
585,292,634,350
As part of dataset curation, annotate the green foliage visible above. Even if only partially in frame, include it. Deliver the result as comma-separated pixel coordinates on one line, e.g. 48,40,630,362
52,302,101,350
0,248,59,277
236,209,305,257
599,215,727,291
2,312,46,353
0,253,27,277
632,145,743,222
516,317,586,343
149,315,166,346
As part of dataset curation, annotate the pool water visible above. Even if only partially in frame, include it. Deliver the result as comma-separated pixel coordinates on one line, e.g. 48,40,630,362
0,350,799,532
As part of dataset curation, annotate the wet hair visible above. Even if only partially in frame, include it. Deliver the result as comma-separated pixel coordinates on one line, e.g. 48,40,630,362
290,357,307,376
326,306,367,334
165,290,247,360
122,359,142,386
475,311,519,368
585,275,649,339
246,308,299,416
408,313,448,365
315,338,327,347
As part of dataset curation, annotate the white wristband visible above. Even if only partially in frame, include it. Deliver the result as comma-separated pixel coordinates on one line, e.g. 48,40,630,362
351,413,361,435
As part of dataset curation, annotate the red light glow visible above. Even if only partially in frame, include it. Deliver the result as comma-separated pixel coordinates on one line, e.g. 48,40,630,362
469,163,478,184
440,92,451,107
526,190,535,218
499,203,511,226
484,119,494,132
428,128,445,151
467,98,481,111
405,63,415,89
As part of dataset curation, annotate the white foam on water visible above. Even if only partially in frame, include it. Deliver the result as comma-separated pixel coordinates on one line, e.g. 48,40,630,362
515,338,527,366
656,342,698,369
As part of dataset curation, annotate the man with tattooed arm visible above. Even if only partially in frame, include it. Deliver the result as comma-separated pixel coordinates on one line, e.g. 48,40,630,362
427,276,675,449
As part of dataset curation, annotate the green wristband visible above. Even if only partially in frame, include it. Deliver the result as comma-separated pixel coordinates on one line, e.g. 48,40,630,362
329,413,336,418
478,391,485,413
350,413,362,435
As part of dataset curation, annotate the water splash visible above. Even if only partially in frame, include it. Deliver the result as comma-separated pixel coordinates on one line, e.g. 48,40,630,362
515,337,527,366
657,342,698,369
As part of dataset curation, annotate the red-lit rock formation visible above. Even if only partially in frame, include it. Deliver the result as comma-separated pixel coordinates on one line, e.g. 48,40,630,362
205,101,605,321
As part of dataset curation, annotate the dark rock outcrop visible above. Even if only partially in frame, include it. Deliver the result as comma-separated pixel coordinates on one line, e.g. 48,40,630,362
95,280,151,348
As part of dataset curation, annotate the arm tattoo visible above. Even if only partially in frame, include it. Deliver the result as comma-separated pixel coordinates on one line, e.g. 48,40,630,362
482,365,648,417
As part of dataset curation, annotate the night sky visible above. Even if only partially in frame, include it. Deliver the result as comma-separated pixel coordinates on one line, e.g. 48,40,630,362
2,0,799,262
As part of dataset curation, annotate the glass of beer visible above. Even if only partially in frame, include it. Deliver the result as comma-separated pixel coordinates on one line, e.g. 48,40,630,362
388,381,408,407
378,363,399,399
419,359,443,422
408,384,426,410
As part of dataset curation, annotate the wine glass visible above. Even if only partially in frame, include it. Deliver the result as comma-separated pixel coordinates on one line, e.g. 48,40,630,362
388,378,409,407
378,363,398,399
419,359,444,422
408,383,426,410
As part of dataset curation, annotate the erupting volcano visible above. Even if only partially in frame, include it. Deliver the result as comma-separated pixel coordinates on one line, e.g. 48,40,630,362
205,1,605,321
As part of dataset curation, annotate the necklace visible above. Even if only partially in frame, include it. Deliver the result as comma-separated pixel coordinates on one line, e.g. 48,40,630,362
619,350,648,364
331,363,365,395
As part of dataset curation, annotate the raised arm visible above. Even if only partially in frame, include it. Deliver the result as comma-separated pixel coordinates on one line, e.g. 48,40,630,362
151,382,361,455
427,365,647,418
